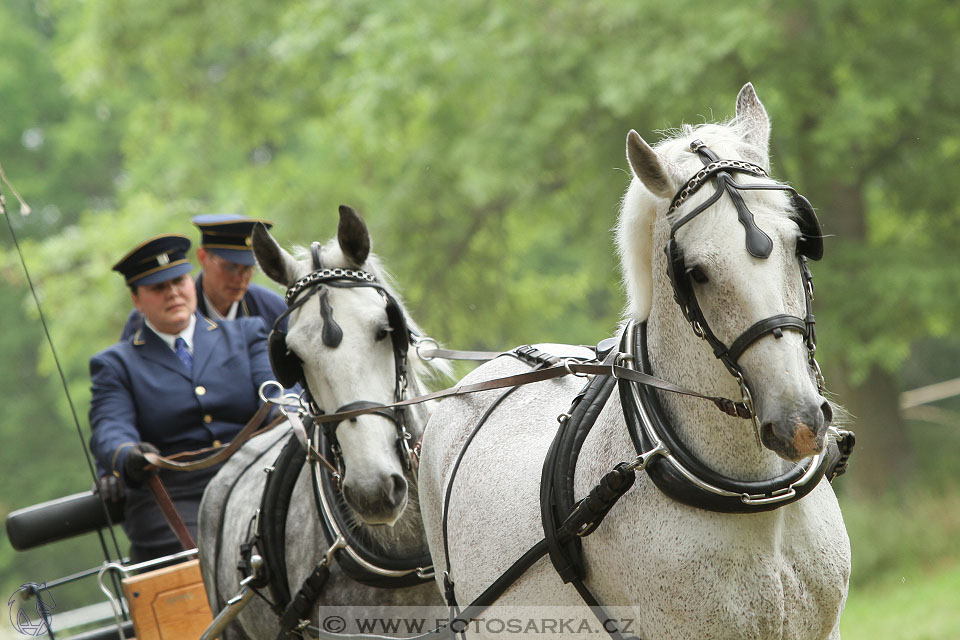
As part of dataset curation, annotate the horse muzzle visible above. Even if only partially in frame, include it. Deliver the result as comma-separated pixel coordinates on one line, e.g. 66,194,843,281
342,472,409,525
760,399,832,461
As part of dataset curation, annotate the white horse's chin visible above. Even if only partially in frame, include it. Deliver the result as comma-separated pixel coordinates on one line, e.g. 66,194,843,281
351,498,408,527
361,508,405,528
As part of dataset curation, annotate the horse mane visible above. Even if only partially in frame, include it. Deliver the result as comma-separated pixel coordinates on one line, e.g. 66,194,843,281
616,118,794,323
289,242,453,383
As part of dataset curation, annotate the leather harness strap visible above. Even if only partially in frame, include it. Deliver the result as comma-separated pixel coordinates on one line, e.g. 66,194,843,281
143,401,284,472
726,314,807,364
145,474,197,550
416,345,505,362
303,356,753,427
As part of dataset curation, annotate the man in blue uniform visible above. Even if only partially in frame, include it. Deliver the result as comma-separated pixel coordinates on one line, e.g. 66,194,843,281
120,214,286,339
90,234,276,562
191,214,286,327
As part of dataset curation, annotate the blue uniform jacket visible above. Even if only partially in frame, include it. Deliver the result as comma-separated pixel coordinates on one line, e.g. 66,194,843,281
120,274,287,340
90,313,275,485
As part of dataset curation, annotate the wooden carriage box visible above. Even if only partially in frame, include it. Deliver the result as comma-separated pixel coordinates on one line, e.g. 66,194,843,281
121,559,214,640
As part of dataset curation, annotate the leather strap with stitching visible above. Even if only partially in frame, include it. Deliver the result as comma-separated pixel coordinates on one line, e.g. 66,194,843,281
726,314,807,363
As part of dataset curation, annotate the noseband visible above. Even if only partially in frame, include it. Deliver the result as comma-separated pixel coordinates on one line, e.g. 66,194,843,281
268,242,416,478
664,140,826,425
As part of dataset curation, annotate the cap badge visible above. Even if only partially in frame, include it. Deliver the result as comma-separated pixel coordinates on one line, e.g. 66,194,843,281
157,253,170,266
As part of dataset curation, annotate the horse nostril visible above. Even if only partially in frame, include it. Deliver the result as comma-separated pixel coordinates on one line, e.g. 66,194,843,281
759,422,775,448
387,473,407,507
820,401,833,426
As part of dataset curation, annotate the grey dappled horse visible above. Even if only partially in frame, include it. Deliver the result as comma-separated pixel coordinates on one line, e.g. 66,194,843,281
198,207,443,639
419,85,850,639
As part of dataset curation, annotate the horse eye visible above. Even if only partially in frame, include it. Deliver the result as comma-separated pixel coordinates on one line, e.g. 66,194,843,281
375,325,392,342
688,266,709,284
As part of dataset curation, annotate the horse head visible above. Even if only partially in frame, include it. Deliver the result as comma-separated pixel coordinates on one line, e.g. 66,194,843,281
618,83,830,463
253,205,417,525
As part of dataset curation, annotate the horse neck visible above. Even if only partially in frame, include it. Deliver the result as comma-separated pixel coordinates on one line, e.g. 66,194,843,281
645,295,786,481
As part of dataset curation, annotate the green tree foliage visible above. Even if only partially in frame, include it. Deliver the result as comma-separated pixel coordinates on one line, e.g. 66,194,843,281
2,0,959,616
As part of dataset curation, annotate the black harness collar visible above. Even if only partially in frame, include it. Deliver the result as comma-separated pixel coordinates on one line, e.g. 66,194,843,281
311,420,434,588
364,334,854,640
620,321,846,512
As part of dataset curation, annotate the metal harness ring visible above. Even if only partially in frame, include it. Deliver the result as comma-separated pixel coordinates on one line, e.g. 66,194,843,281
562,358,588,378
414,336,440,362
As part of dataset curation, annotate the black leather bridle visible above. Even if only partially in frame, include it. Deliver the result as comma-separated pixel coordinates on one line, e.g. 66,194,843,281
267,243,416,478
664,139,826,422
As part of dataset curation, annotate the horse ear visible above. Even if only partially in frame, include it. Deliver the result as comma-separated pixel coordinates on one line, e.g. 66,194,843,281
252,222,300,286
337,205,371,267
626,130,684,199
735,82,771,167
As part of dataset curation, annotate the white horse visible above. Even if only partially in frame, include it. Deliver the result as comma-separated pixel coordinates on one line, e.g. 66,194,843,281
198,206,444,640
419,84,850,639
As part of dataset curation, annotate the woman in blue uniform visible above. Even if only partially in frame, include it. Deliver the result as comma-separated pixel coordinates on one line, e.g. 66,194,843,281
89,234,276,563
119,214,287,339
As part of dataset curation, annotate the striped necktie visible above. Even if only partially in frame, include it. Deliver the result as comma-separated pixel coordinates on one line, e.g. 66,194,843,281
174,337,193,372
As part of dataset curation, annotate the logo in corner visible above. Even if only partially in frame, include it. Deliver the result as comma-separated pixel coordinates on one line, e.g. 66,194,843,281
7,583,55,637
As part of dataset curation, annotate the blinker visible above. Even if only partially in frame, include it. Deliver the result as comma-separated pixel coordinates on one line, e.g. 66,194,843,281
691,139,772,260
319,290,343,348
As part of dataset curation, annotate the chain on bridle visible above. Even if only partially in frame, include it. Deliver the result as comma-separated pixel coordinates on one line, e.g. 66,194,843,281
664,140,826,430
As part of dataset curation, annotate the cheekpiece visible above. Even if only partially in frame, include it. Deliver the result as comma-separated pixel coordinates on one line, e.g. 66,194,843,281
112,234,193,287
192,213,274,266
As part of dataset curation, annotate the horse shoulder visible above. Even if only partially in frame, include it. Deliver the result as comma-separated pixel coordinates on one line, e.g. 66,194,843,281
419,344,593,603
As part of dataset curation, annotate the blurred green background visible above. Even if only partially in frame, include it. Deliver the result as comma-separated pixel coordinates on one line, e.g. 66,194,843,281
2,0,959,638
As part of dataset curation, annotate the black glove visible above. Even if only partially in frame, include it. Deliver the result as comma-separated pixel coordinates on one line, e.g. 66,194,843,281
123,442,160,485
94,474,124,502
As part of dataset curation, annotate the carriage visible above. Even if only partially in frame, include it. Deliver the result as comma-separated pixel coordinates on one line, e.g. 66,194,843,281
5,84,854,640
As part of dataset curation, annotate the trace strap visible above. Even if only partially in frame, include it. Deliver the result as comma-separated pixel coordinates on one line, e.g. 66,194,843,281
303,355,753,426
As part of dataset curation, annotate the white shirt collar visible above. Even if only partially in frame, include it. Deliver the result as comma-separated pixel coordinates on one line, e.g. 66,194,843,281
145,313,197,353
203,290,239,321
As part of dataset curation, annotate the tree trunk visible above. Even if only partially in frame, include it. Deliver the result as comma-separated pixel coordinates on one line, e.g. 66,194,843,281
816,179,913,495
